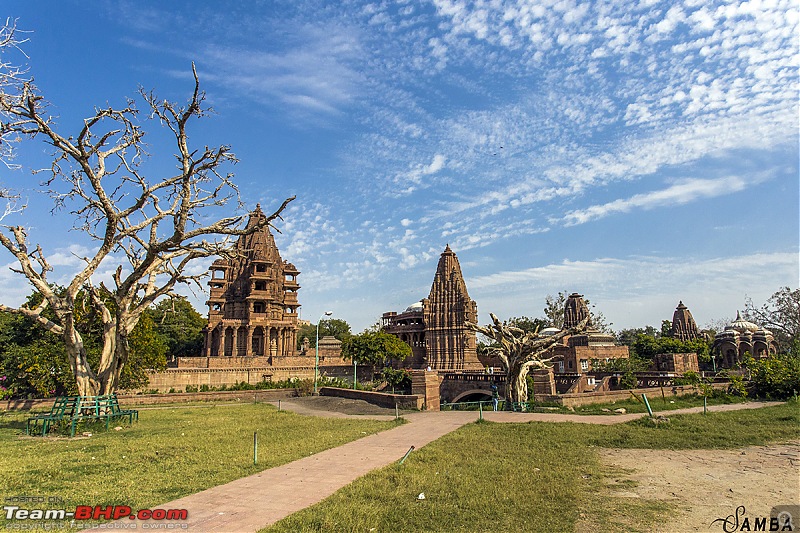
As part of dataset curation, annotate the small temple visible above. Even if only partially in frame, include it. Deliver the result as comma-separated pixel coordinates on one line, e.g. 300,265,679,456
548,293,629,373
713,311,778,367
669,301,701,341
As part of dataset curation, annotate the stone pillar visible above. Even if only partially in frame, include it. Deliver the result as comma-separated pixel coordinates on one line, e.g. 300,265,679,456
203,329,211,357
531,368,556,397
411,370,440,411
246,328,254,357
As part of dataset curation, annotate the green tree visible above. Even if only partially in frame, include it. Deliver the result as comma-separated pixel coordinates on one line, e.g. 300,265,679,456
616,326,659,346
0,310,75,398
296,318,352,349
0,290,168,398
507,316,549,334
123,312,168,389
744,348,800,399
631,334,710,363
341,330,411,367
150,297,205,357
319,319,352,341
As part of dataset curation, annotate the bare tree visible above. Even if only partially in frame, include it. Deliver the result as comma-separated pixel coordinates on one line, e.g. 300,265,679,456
744,287,800,351
0,24,293,395
0,20,28,221
468,313,589,405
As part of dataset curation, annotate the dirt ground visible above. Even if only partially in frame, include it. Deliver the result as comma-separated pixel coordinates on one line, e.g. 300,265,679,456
599,441,800,532
274,395,406,417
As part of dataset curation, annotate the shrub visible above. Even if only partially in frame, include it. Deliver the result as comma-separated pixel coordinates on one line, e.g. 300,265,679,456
744,352,800,399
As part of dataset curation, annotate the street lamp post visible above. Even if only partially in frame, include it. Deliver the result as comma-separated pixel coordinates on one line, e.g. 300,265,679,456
353,359,358,390
314,311,332,395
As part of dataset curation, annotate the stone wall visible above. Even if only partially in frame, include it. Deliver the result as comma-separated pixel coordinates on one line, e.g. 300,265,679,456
177,355,330,368
531,368,556,395
143,364,358,393
651,353,700,373
319,387,423,410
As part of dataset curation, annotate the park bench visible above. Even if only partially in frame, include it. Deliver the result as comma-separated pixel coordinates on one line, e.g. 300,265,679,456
25,395,80,436
68,394,139,437
25,394,138,437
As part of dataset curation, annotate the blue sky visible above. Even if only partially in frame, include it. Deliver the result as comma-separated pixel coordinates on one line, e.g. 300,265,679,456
1,0,798,333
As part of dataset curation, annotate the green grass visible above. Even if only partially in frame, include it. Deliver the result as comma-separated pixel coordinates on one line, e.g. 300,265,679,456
264,401,800,533
0,402,399,528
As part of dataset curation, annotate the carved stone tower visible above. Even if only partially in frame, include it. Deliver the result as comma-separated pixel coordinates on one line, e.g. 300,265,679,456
421,245,481,370
564,292,591,329
670,301,700,341
202,205,301,358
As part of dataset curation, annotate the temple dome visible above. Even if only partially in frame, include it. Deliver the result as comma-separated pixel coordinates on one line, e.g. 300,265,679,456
405,301,424,313
727,311,759,333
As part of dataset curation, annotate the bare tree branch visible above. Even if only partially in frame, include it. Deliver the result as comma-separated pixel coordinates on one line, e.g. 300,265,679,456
468,313,589,405
0,23,295,394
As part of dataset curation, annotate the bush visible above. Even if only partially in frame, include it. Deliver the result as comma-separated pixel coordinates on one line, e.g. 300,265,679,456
745,352,800,399
380,368,411,391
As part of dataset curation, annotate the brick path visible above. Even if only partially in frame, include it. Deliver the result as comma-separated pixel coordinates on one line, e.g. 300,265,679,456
116,400,781,532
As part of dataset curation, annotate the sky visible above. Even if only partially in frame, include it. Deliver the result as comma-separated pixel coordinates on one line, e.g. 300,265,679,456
0,0,797,334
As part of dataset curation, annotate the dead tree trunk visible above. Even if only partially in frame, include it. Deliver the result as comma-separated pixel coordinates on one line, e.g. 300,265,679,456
469,313,589,406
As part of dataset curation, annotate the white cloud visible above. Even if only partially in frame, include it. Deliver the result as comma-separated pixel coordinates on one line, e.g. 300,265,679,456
559,174,758,226
469,252,799,329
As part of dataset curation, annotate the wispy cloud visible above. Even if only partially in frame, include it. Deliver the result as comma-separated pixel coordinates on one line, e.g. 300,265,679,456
198,26,364,120
559,175,756,226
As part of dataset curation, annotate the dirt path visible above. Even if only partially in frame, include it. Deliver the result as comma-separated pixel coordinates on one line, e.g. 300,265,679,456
599,441,800,532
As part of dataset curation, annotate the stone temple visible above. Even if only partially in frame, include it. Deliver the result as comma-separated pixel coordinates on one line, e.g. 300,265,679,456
713,311,778,367
382,245,482,370
202,205,301,358
550,293,629,373
669,301,701,341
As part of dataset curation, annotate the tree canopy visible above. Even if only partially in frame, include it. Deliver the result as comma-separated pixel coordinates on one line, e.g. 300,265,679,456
296,318,352,349
341,330,411,367
0,290,167,398
149,297,205,358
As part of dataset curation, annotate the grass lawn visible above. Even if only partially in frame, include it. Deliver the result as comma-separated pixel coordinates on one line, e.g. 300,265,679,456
0,402,399,527
569,390,746,415
265,401,800,533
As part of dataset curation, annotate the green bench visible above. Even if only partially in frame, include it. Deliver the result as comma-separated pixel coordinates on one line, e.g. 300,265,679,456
26,394,138,437
26,395,80,436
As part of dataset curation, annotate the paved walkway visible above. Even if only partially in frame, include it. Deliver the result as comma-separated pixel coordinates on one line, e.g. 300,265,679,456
117,400,782,532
